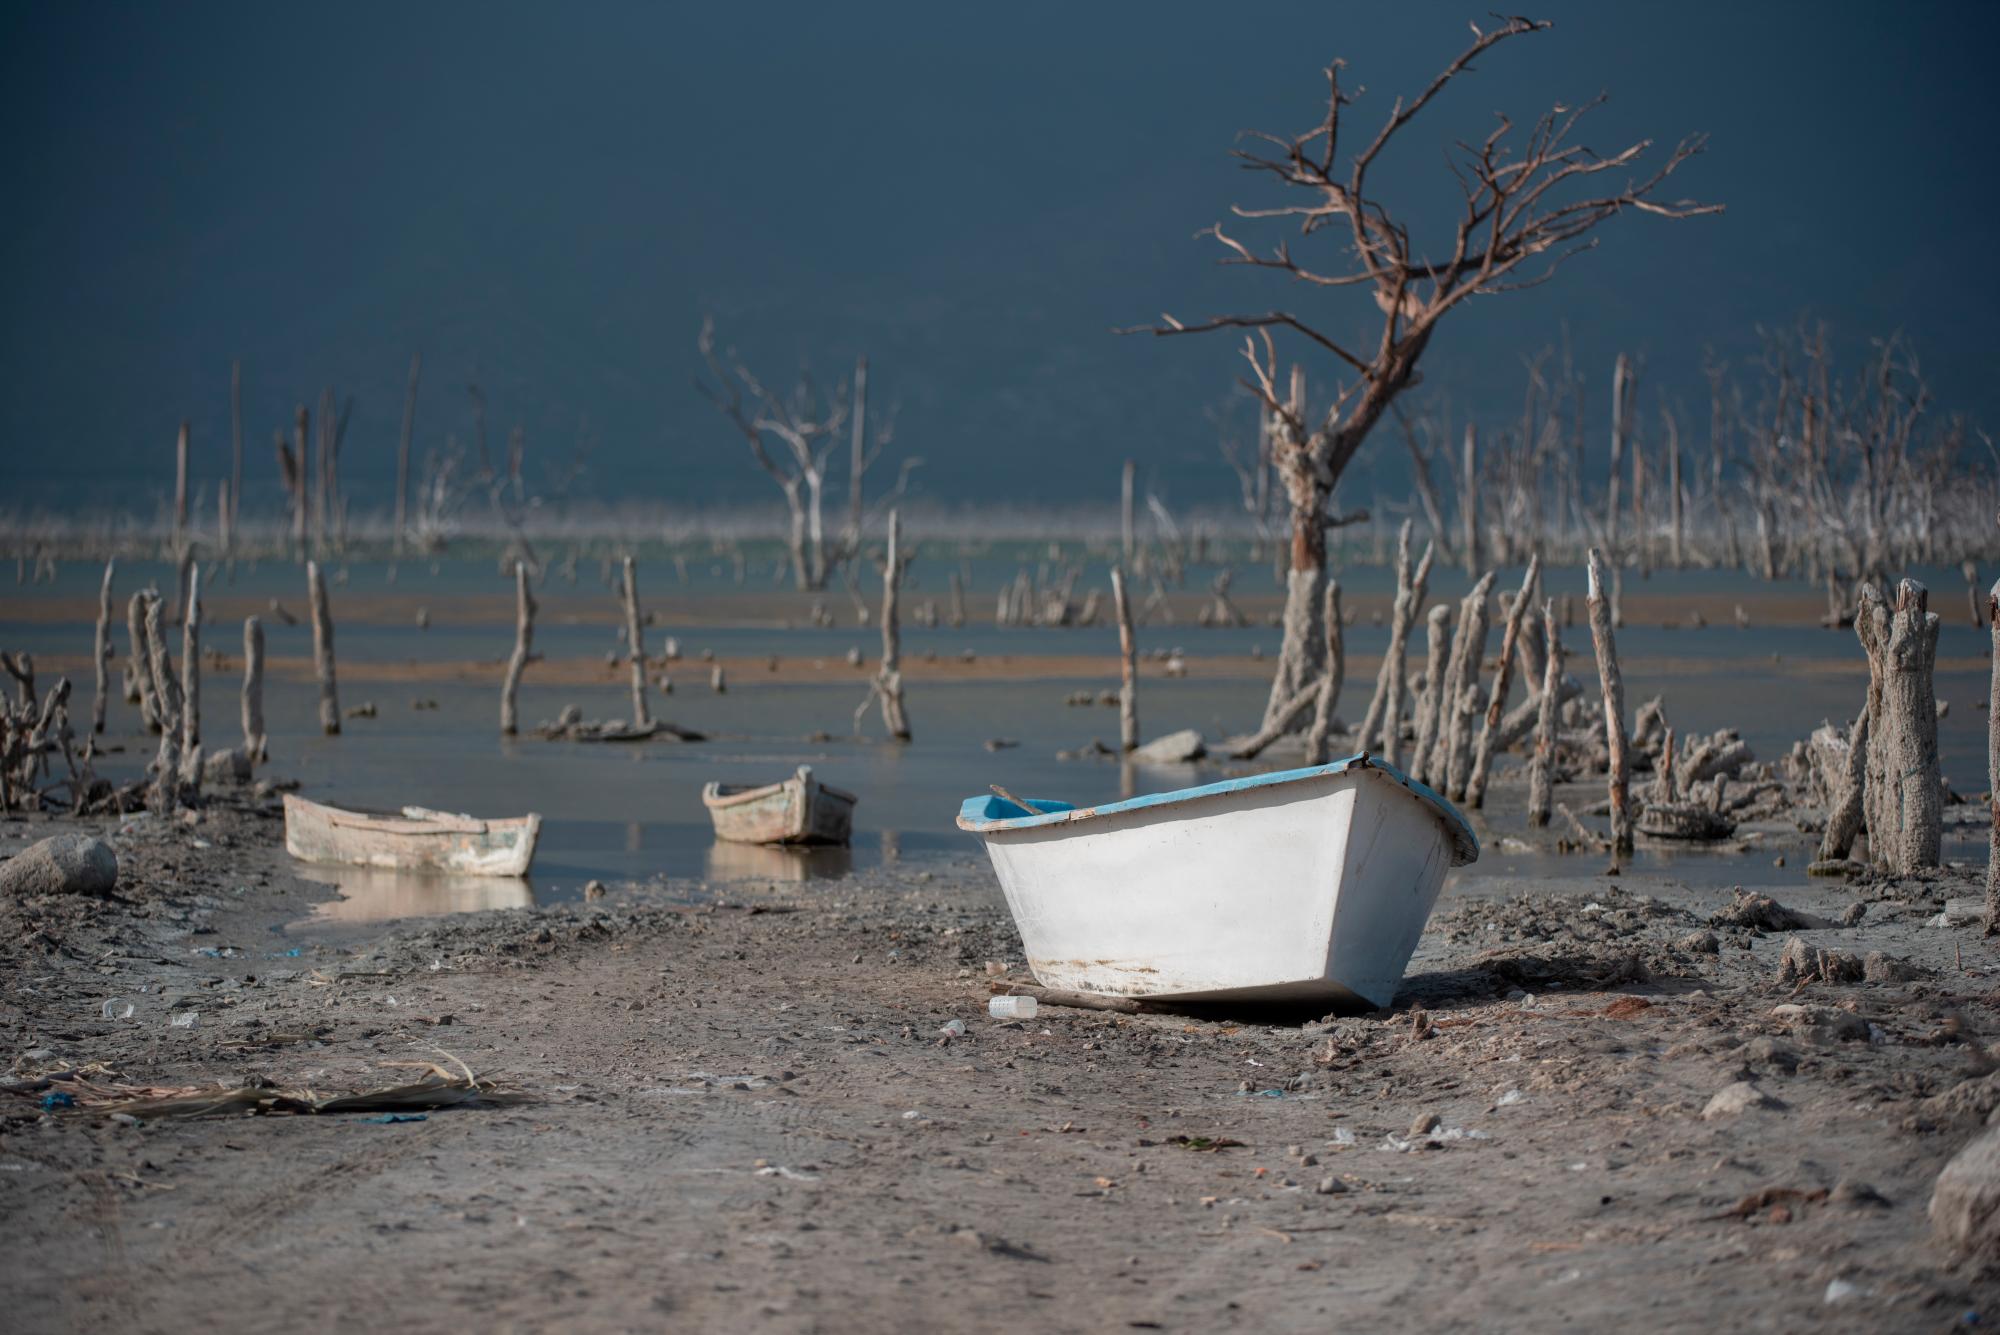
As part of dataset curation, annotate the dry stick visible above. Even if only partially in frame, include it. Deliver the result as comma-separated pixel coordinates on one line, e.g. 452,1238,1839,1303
1443,571,1497,801
1305,579,1344,765
126,592,159,729
1412,605,1454,787
1111,566,1138,753
307,560,340,735
500,561,535,736
1467,555,1541,808
1818,705,1868,862
1527,599,1562,827
242,616,265,762
1586,547,1633,857
141,593,182,816
989,980,1147,1015
179,564,201,789
92,558,114,734
622,556,651,729
1989,577,2000,930
874,510,910,740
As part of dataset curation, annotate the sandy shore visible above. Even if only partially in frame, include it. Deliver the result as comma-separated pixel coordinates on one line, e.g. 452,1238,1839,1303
5,784,2000,1331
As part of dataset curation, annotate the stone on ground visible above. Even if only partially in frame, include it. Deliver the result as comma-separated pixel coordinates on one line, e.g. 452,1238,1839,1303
0,834,118,897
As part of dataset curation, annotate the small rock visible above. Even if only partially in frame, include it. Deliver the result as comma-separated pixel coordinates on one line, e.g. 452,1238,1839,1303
0,834,118,897
1931,1125,2000,1257
1131,729,1206,765
1315,1175,1348,1195
1839,902,1867,927
1770,1002,1869,1044
1408,1111,1441,1139
1678,929,1721,954
1738,1036,1798,1073
1829,1179,1891,1209
1702,1081,1785,1119
1862,950,1927,983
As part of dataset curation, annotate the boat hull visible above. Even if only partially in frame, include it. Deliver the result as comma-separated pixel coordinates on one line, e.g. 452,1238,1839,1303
702,767,856,846
283,794,540,877
958,758,1475,1009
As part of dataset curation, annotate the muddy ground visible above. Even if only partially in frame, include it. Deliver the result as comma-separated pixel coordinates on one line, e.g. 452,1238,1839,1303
4,789,2000,1333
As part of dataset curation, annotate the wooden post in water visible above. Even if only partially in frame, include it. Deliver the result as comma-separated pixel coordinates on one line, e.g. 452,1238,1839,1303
92,559,114,734
242,616,265,762
1413,605,1453,787
1856,579,1941,872
1305,579,1344,765
500,561,535,736
622,555,651,729
1586,547,1633,857
1111,566,1137,753
1468,555,1541,809
1527,599,1561,827
180,565,201,787
307,560,340,734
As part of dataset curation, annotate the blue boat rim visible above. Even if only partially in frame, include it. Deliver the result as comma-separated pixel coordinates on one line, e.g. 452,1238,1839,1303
956,752,1480,866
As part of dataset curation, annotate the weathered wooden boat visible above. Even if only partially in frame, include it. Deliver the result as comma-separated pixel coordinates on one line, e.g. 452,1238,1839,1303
957,754,1479,1009
701,765,856,846
283,794,541,877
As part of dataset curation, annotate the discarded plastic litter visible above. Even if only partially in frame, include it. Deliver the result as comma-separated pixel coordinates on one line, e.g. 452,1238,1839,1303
1497,1088,1526,1106
358,1113,428,1124
169,1011,199,1028
40,1091,75,1111
939,1019,967,1037
989,995,1038,1020
101,998,135,1020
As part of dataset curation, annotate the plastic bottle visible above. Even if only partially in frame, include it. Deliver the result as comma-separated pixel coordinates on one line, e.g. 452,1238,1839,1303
988,995,1038,1020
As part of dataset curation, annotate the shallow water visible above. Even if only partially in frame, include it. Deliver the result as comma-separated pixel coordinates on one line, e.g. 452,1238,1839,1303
7,556,1993,921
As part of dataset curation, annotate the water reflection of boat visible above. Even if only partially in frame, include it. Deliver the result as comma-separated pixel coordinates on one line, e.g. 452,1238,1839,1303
701,765,855,845
704,839,853,883
284,793,540,876
292,862,536,924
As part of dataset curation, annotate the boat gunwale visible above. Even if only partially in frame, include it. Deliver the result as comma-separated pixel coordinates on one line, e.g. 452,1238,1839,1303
701,776,858,810
954,752,1479,866
283,793,538,839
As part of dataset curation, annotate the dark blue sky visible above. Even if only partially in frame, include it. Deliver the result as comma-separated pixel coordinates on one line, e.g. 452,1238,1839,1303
4,2,1996,515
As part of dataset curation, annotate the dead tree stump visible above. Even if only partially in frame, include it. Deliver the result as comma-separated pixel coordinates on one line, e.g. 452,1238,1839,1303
140,593,182,815
1305,579,1343,765
307,560,340,735
92,558,114,734
1818,706,1868,863
500,561,535,736
1111,566,1138,754
1527,599,1562,827
1468,555,1541,808
622,556,651,729
1413,605,1453,788
1586,548,1633,857
125,592,159,731
179,565,202,791
1357,521,1434,766
856,510,911,740
1443,571,1497,801
1857,579,1942,872
242,616,265,762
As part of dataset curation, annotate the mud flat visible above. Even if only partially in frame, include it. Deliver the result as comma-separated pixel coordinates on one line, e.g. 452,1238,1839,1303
4,791,2000,1332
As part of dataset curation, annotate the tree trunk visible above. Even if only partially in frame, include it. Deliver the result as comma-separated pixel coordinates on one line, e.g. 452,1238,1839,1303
180,565,201,788
1819,705,1868,862
1468,555,1541,808
242,615,265,762
874,510,910,740
1527,599,1561,827
1413,605,1454,787
1357,521,1433,764
622,556,651,729
1305,579,1344,765
307,560,340,735
92,559,114,734
500,561,535,736
1442,572,1497,801
1112,566,1138,753
1586,547,1633,856
141,593,181,816
126,592,159,731
1857,579,1941,872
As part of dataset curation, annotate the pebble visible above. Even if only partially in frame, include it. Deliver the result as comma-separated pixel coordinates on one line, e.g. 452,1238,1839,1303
1315,1175,1347,1195
0,834,118,897
1702,1081,1784,1119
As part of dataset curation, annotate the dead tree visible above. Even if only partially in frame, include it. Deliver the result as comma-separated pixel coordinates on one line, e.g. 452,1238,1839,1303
307,560,339,734
1413,604,1454,787
1468,555,1541,808
1857,579,1941,872
179,565,201,787
855,510,911,740
500,561,536,736
1586,548,1633,856
1441,572,1497,801
92,559,114,734
697,318,849,591
242,616,265,762
1356,520,1434,762
1112,566,1138,753
125,592,159,731
1527,599,1562,827
141,593,182,815
622,556,651,730
1305,578,1344,765
1131,16,1715,741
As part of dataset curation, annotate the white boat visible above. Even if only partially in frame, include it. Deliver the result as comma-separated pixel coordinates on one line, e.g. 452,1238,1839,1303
957,755,1478,1009
701,765,857,846
283,794,541,877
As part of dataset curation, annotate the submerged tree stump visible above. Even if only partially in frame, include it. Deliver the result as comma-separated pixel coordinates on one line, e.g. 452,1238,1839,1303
242,615,266,763
1305,579,1344,765
91,559,114,735
1818,706,1868,863
1442,571,1497,802
1586,548,1633,857
500,561,536,736
1856,579,1942,873
622,556,651,730
857,509,911,740
1111,566,1137,754
1527,599,1562,828
179,566,202,793
307,560,339,735
1468,555,1541,808
1358,522,1434,767
140,593,182,816
125,591,158,731
1413,605,1454,788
